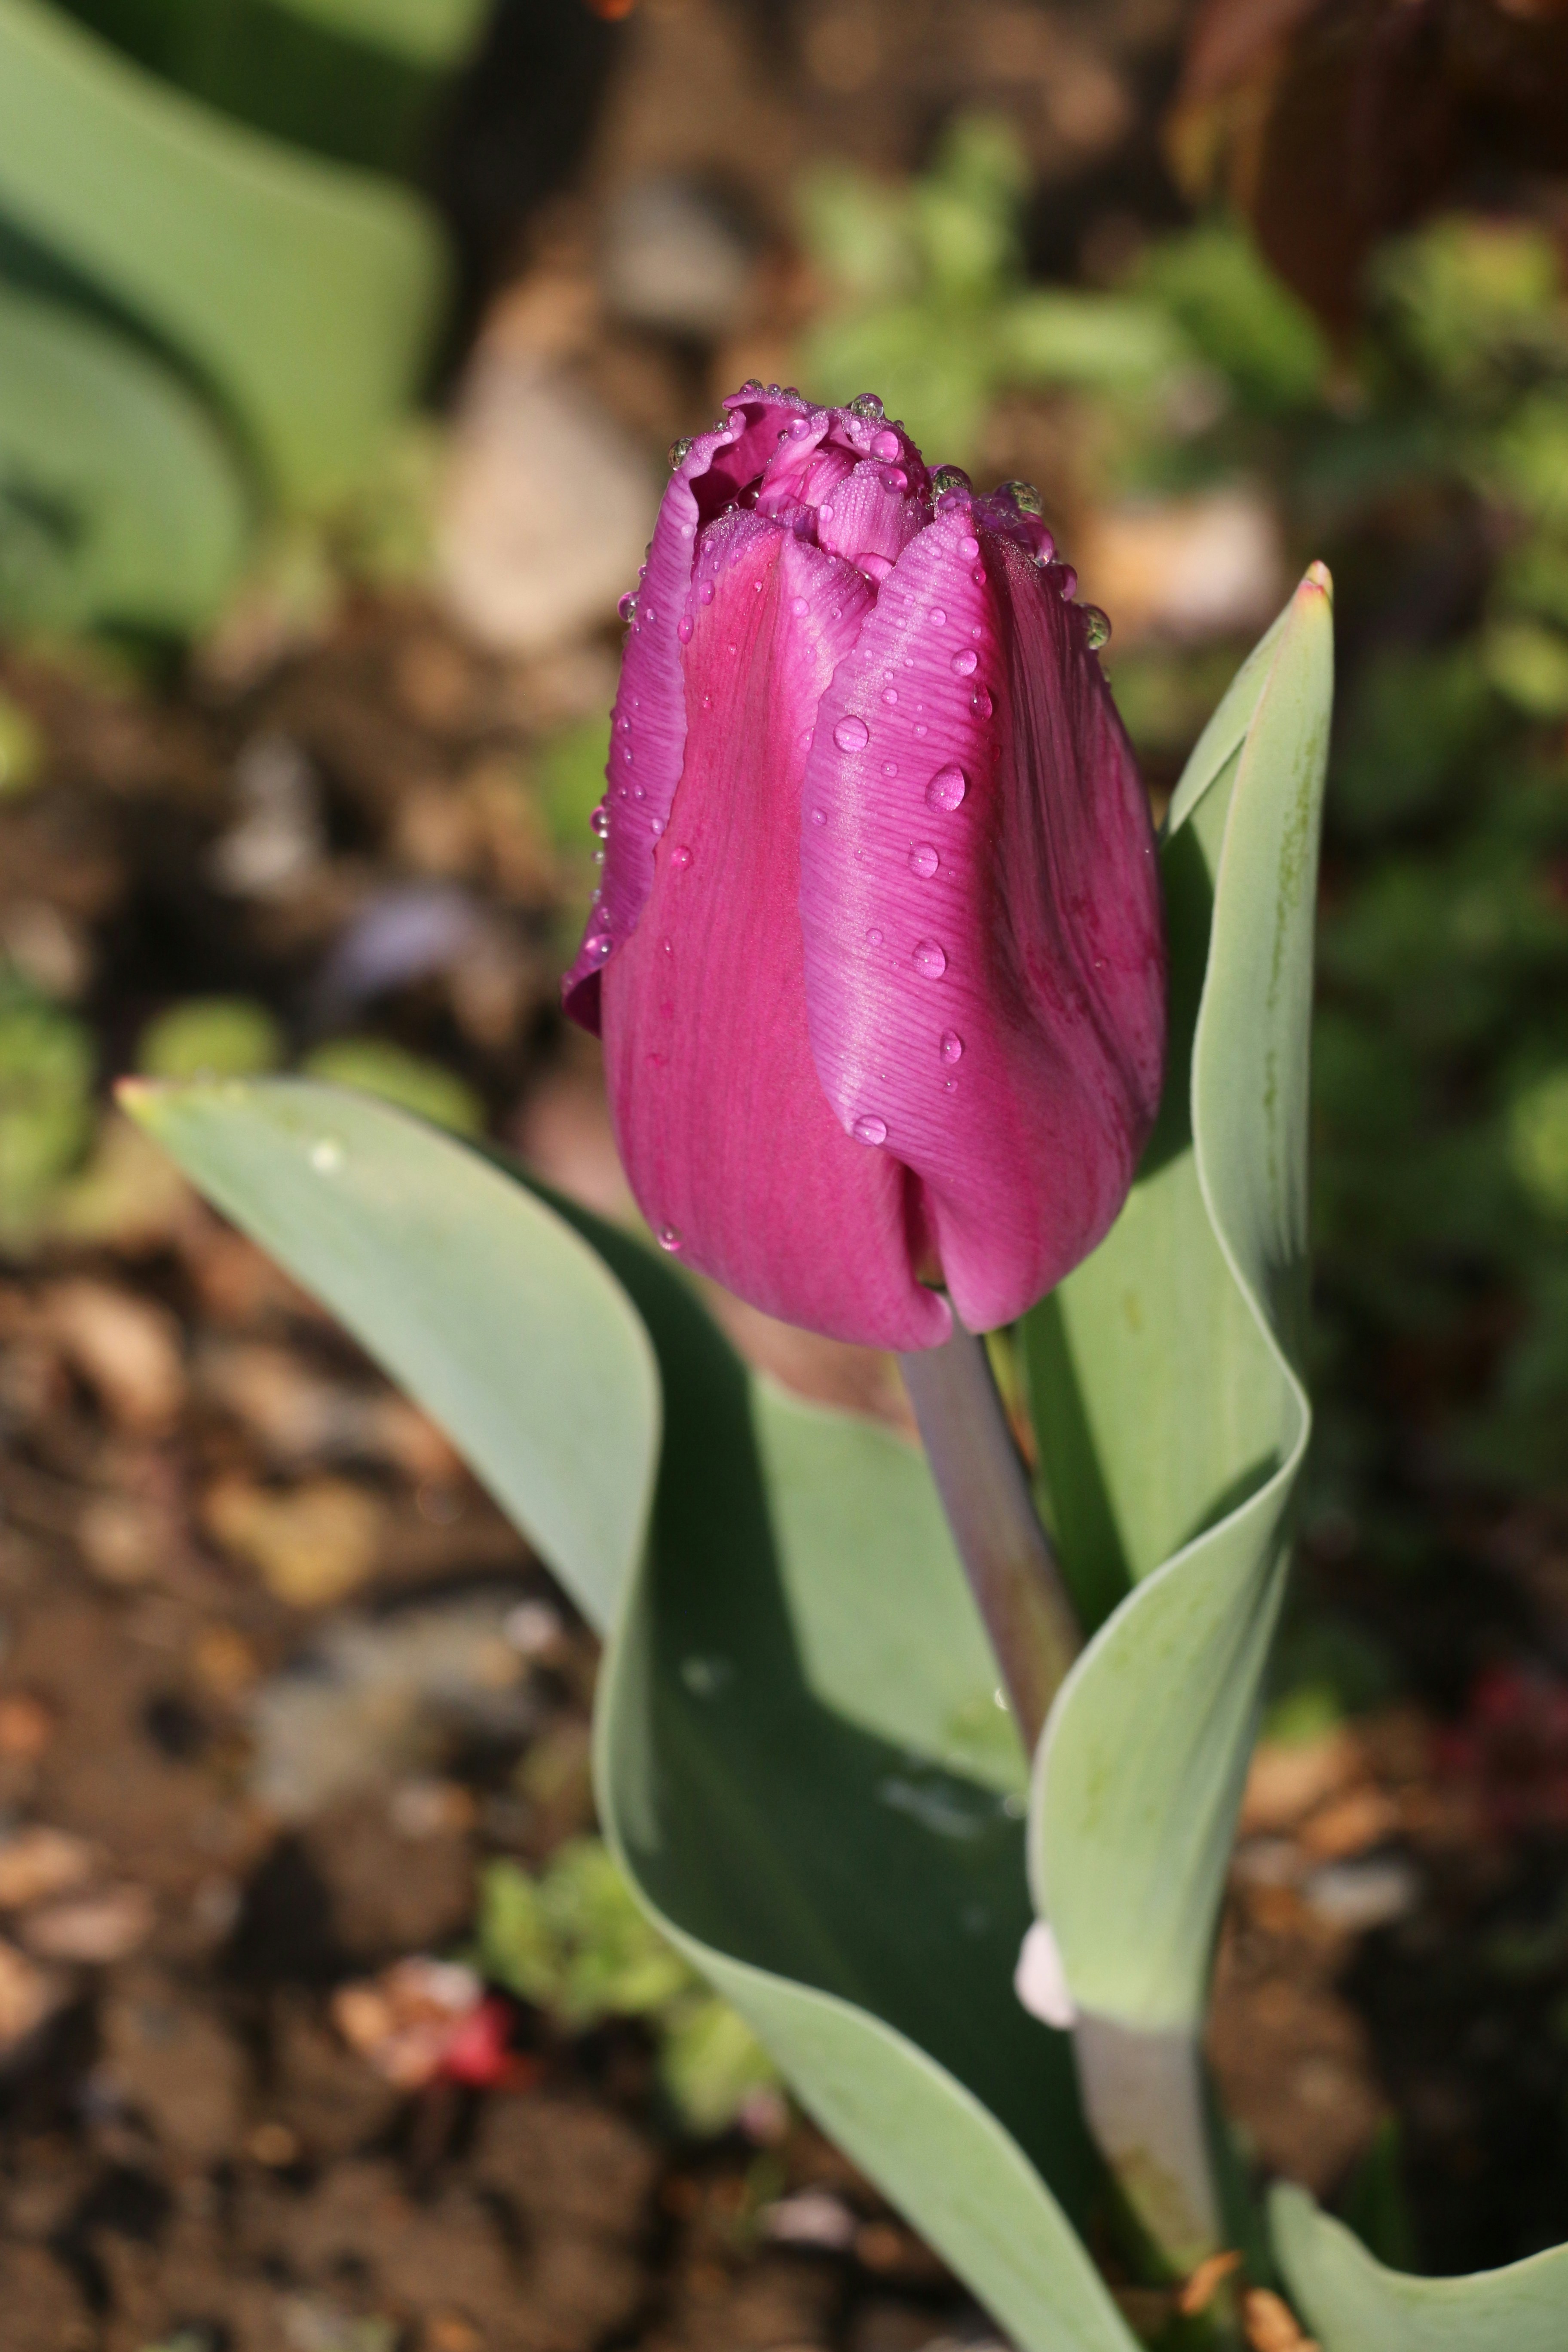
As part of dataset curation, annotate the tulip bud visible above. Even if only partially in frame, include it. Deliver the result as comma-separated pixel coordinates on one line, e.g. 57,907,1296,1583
564,386,1165,1350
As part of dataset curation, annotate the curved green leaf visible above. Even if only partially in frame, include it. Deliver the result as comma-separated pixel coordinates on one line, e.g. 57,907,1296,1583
0,279,249,630
132,1080,1136,2352
120,1078,658,1631
1272,2184,1568,2351
0,0,446,501
580,1229,1137,2352
1026,569,1332,2031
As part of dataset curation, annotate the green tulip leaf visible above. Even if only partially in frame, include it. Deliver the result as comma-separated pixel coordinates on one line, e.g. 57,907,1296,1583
1025,568,1332,2032
1271,2184,1568,2351
58,0,487,175
0,0,446,503
129,1075,1137,2352
0,279,249,631
544,1197,1136,2352
120,1078,658,1631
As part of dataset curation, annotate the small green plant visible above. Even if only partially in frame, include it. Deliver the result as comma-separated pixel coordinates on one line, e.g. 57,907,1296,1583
474,1840,780,2136
796,114,1180,463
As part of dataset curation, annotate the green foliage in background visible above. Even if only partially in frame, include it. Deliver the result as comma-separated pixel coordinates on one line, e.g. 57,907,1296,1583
300,1035,484,1137
0,0,478,637
0,971,94,1242
474,1838,782,2136
796,115,1183,465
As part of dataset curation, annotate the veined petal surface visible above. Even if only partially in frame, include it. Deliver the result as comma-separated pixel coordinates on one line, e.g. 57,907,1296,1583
601,507,949,1350
799,504,1164,1334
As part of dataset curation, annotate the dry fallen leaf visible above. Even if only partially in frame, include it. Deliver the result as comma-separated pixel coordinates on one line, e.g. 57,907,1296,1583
0,1826,95,1911
1179,2248,1243,2316
203,1475,383,1608
20,1883,155,1965
1244,2285,1320,2352
44,1279,186,1434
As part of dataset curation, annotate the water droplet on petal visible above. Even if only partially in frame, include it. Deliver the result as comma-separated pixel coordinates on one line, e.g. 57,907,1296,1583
833,715,870,752
310,1139,342,1174
928,607,947,628
791,596,810,617
1081,604,1112,649
811,807,827,826
678,615,694,643
699,579,715,605
870,427,901,461
585,931,613,962
617,592,637,622
913,722,928,738
959,534,980,560
882,468,908,494
670,845,693,872
971,566,986,585
789,414,811,437
971,686,994,720
941,1030,964,1063
658,1223,683,1252
1002,479,1044,515
913,940,947,978
590,805,609,838
668,435,694,469
866,928,883,946
951,649,978,676
909,843,938,877
1055,565,1078,600
849,392,885,420
650,816,665,836
881,687,898,706
882,760,897,776
853,1114,888,1145
931,466,970,498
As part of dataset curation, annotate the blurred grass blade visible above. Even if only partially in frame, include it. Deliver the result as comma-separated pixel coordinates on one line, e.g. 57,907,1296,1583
0,279,249,631
122,1078,658,1631
1272,2183,1568,2350
1027,567,1333,2033
0,0,447,503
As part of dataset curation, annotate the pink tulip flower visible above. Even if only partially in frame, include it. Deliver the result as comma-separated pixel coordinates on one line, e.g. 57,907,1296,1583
564,385,1165,1350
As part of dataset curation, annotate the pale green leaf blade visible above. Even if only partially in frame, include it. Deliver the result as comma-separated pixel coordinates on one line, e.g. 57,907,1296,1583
580,1228,1135,2352
1029,570,1332,2031
1163,587,1296,840
0,0,446,501
0,281,249,631
1271,2184,1568,2352
122,1078,658,1631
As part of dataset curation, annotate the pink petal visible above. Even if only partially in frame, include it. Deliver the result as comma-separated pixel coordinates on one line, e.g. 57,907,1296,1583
600,508,949,1350
816,457,928,575
799,504,1164,1335
564,388,823,1031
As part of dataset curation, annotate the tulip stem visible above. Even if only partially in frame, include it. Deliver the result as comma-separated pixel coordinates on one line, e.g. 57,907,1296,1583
899,1317,1081,1753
